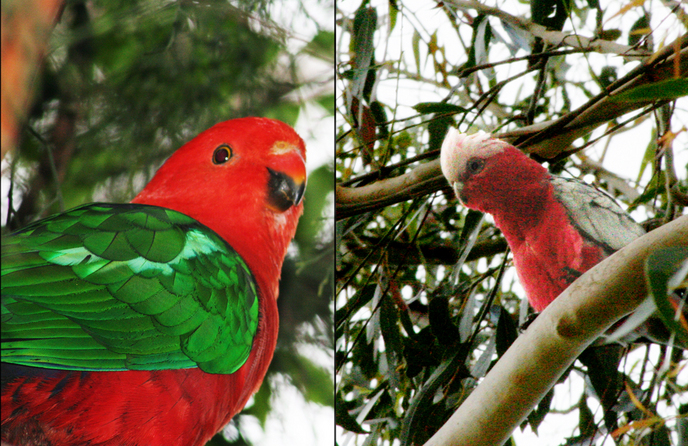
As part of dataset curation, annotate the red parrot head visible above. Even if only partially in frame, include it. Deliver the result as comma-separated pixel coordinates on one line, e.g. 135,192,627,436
133,117,307,300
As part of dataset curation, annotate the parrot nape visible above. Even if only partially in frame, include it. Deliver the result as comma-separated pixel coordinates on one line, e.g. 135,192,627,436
1,117,307,446
439,129,685,433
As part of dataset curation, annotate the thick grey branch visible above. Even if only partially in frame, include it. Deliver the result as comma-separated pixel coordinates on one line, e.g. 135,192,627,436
336,159,446,219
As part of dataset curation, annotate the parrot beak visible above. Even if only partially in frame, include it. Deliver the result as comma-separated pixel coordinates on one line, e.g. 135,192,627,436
266,167,306,212
451,181,467,205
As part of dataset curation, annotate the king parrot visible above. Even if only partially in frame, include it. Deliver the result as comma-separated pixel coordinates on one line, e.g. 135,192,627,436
1,117,307,446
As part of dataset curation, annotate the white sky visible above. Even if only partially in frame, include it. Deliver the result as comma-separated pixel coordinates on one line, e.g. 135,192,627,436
336,1,686,445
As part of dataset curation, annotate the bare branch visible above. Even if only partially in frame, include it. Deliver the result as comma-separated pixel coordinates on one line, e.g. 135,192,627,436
346,236,508,265
336,159,445,219
444,0,649,58
513,36,688,156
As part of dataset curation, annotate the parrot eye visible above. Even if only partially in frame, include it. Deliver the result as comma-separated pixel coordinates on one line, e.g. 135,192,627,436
466,158,485,175
212,145,233,164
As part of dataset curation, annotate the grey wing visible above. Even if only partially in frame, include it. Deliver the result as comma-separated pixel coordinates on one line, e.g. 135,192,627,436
551,176,646,255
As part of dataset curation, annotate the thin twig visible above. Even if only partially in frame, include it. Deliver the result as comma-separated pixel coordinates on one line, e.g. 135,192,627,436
444,0,650,57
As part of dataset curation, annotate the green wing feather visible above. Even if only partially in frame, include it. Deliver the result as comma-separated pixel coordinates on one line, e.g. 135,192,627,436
1,203,259,374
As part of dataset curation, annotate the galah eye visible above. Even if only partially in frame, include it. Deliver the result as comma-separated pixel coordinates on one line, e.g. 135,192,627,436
466,158,485,175
213,145,233,164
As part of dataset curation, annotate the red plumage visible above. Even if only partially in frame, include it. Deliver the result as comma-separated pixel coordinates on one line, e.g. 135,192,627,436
3,368,254,446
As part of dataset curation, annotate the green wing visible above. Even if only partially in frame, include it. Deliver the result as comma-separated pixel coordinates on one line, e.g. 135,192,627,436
1,203,259,374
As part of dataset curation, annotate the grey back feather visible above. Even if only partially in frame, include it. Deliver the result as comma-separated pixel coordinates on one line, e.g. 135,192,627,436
551,176,645,256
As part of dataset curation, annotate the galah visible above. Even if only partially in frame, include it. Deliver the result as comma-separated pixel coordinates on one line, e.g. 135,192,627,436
1,117,307,446
439,129,688,435
440,129,646,312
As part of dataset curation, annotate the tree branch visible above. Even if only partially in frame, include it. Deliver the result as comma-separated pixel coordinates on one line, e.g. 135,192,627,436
345,236,508,265
513,35,688,156
444,0,649,58
422,215,688,446
336,159,446,219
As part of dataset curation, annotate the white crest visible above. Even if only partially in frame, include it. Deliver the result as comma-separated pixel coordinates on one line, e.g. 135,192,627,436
440,129,493,183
